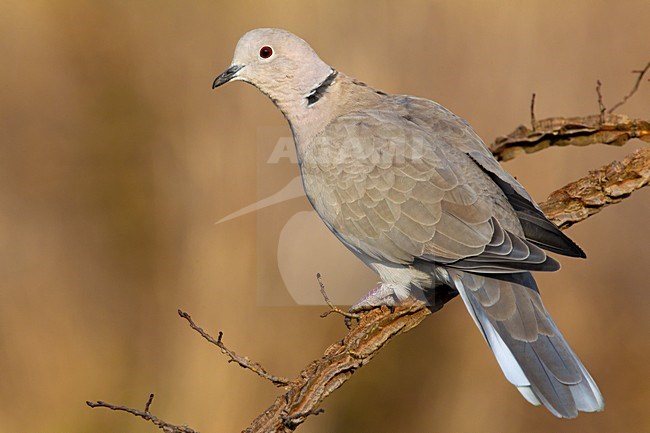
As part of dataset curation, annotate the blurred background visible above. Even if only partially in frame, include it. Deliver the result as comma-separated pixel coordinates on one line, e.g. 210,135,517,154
1,1,648,432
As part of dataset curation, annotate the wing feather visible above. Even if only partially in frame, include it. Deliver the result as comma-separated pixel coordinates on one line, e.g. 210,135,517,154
302,109,563,272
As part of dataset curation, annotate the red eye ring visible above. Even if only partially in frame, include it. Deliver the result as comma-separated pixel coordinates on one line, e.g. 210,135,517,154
259,46,273,59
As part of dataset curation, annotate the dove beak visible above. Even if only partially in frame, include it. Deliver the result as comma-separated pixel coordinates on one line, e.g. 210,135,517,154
212,64,244,89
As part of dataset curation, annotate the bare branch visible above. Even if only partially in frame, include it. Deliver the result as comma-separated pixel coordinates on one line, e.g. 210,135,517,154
87,394,199,433
317,273,360,326
596,80,607,124
490,113,650,161
530,93,537,131
541,146,650,229
608,60,650,113
145,393,155,413
178,310,290,387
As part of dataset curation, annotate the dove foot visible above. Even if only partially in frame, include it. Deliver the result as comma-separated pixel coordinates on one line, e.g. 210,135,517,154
349,283,405,313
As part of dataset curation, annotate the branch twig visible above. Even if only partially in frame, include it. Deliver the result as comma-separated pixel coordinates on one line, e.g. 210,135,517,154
608,60,650,113
178,310,290,387
596,80,606,124
87,394,199,433
530,93,537,131
145,393,155,413
317,273,360,326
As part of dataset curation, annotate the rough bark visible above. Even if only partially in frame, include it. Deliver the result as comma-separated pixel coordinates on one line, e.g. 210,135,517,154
541,146,649,229
489,114,649,161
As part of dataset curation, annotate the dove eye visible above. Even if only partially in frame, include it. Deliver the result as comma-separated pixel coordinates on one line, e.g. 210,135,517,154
259,46,273,59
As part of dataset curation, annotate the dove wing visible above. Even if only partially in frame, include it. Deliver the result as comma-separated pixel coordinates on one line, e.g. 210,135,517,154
399,96,585,258
301,109,558,272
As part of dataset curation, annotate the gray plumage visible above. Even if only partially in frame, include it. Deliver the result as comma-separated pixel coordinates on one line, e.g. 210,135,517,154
213,28,604,418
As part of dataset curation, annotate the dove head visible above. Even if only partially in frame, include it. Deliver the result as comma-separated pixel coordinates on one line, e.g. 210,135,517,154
213,28,335,120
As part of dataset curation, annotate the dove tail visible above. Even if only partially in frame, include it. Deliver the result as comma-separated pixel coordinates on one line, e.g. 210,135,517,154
448,270,604,418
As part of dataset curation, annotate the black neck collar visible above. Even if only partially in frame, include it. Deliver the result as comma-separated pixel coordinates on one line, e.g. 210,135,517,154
306,70,338,106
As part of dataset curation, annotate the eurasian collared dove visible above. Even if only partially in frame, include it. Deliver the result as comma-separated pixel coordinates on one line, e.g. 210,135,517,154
213,28,604,418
